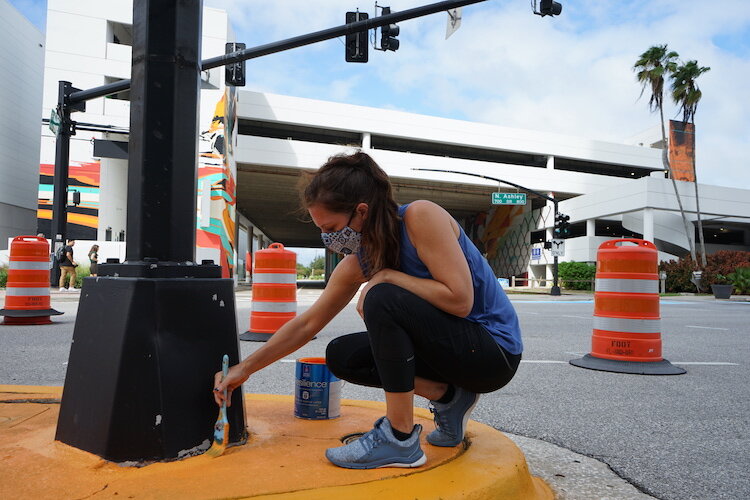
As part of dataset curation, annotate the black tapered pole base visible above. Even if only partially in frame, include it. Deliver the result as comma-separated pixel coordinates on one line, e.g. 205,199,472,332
55,274,247,462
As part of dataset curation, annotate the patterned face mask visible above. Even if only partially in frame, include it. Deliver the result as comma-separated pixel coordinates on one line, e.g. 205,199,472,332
320,213,362,255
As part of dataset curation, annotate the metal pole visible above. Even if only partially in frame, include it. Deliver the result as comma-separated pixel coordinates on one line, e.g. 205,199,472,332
125,0,202,262
50,81,73,285
551,200,561,296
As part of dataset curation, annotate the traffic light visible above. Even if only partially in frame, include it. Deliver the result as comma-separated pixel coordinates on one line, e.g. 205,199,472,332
345,11,369,63
380,7,400,51
225,42,246,87
539,0,562,16
554,213,570,238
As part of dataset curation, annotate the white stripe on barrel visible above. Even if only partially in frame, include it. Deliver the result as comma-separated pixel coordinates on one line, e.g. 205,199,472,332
252,301,297,313
595,278,659,294
9,261,50,271
252,273,297,284
6,287,51,297
593,316,661,334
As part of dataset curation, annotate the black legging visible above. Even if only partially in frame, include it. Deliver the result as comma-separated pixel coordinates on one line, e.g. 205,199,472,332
326,283,521,394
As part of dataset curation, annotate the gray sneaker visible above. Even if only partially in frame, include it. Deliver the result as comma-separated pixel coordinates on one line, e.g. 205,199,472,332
427,387,479,447
325,416,426,469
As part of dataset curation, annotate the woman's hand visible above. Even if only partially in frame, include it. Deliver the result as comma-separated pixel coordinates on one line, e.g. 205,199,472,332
356,269,391,319
213,363,249,407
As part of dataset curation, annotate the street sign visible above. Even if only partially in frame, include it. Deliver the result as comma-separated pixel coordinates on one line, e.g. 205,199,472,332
531,248,541,261
492,192,527,205
445,8,462,39
550,239,565,257
49,109,61,135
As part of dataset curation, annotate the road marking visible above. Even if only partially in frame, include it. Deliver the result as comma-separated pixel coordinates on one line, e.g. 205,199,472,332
685,325,729,331
520,360,567,364
562,315,590,319
672,362,738,366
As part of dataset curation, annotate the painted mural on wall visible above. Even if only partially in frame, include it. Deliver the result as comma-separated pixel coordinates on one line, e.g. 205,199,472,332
462,203,534,278
197,87,238,278
37,161,100,240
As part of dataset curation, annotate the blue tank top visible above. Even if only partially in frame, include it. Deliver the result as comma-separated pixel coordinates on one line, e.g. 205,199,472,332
397,204,523,355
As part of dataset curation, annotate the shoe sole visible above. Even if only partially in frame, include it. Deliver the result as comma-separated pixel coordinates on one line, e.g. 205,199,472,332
326,451,426,470
427,394,480,447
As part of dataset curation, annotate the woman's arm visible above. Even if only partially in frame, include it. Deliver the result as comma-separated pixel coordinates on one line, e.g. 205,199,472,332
359,200,474,318
214,254,365,406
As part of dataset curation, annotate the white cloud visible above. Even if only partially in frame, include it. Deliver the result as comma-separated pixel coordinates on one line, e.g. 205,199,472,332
208,0,750,189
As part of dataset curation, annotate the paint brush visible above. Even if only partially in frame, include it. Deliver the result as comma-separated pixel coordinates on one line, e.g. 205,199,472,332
205,354,229,458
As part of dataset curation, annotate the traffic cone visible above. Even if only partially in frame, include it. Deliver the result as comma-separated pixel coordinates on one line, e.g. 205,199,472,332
1,236,63,325
570,239,685,375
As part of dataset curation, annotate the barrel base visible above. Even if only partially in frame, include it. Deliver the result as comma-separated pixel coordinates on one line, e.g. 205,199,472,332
570,354,686,375
1,308,63,325
1,308,63,317
239,331,273,342
240,330,317,342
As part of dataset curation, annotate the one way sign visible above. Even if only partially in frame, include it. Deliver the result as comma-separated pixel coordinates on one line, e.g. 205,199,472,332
550,239,565,257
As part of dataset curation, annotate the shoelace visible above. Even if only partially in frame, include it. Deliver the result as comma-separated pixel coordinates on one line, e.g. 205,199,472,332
357,425,386,454
429,405,456,437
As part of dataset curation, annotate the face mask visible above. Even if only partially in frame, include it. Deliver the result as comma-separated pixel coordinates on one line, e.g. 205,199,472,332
321,212,362,255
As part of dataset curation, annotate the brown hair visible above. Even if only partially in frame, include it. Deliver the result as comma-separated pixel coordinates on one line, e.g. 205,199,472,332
301,151,400,276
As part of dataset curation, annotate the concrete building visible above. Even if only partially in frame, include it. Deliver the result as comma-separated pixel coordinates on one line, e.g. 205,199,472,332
0,0,45,247
28,1,750,283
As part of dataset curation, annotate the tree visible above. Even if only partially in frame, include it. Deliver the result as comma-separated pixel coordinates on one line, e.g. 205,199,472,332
634,44,696,262
671,60,711,267
310,255,325,272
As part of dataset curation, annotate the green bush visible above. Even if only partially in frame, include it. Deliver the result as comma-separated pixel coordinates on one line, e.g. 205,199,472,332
659,250,750,292
73,265,91,289
0,266,7,288
728,267,750,295
558,261,596,290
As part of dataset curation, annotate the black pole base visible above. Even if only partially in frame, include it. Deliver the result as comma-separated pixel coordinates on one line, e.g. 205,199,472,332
570,354,686,375
550,286,561,296
239,330,273,342
55,275,248,462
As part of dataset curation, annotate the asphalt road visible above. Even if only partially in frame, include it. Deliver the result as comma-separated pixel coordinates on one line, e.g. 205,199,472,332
1,288,748,500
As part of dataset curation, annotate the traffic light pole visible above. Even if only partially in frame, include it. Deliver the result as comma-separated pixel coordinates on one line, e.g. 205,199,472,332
65,0,490,107
413,168,561,295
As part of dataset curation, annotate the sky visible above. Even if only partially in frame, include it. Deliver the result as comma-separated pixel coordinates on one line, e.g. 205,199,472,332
9,0,750,233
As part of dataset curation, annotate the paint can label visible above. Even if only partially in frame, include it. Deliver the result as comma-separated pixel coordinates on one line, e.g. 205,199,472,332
294,357,341,420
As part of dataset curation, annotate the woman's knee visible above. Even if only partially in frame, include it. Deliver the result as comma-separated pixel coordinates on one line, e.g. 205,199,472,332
362,282,411,320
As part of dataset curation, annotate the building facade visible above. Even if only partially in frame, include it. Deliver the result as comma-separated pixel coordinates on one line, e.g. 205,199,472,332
0,0,45,247
27,1,750,282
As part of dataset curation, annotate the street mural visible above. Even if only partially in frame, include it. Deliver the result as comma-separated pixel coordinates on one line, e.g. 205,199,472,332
462,203,534,279
197,87,238,278
37,161,100,240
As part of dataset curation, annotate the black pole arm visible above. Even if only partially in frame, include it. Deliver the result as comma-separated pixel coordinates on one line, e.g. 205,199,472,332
202,0,487,70
412,167,557,206
68,0,488,104
413,167,562,295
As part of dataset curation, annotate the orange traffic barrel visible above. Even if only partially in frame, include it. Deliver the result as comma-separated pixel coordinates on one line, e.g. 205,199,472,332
570,239,685,375
240,243,296,342
1,236,63,325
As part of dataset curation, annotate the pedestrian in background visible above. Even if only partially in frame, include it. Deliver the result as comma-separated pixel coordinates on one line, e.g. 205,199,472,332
59,239,77,291
88,244,99,277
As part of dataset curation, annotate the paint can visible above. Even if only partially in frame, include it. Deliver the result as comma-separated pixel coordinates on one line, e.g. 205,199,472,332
294,357,341,420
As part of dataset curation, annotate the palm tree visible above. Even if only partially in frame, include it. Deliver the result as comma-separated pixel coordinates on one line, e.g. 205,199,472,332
634,45,696,262
671,60,711,267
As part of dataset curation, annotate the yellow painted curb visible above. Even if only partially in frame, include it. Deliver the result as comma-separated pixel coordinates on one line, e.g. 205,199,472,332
0,387,552,499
